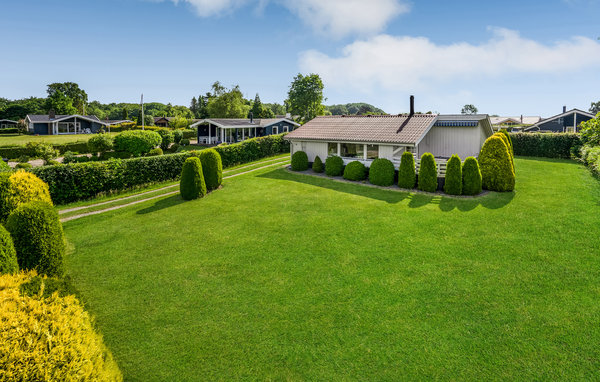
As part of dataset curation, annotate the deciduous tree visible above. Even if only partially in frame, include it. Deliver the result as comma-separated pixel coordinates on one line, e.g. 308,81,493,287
286,73,325,123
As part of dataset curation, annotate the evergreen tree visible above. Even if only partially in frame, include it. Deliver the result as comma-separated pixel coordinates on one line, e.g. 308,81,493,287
251,94,263,118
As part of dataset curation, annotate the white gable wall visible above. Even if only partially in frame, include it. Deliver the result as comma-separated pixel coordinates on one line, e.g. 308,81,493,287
290,140,328,162
417,125,485,159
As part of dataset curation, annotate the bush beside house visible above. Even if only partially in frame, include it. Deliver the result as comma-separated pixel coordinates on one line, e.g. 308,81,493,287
368,158,395,186
343,161,367,181
312,156,323,173
462,157,483,195
291,151,309,171
398,152,416,189
479,135,515,192
418,153,437,192
444,155,462,195
325,156,344,176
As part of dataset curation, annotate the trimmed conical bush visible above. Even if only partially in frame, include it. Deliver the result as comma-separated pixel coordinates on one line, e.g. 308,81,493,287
312,156,324,173
462,157,482,195
398,151,416,189
180,157,207,200
444,154,462,195
418,153,437,192
198,149,223,191
479,135,515,192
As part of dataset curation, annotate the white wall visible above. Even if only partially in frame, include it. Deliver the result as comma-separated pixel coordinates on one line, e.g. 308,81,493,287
417,125,485,159
290,140,327,162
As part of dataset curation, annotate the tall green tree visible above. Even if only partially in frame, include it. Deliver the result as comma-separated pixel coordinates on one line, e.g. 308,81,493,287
46,82,88,114
590,101,600,115
45,91,77,115
250,94,274,118
286,73,325,123
122,107,128,120
461,104,478,114
206,85,250,118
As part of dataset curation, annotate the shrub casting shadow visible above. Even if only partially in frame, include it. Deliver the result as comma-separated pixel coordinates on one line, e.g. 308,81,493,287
259,168,514,211
136,194,186,215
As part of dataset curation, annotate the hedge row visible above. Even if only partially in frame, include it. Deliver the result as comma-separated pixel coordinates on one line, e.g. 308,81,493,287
510,133,581,159
0,141,89,159
30,134,289,204
0,128,19,134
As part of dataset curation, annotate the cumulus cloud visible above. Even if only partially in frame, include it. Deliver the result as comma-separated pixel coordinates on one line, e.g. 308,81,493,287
299,28,600,91
163,0,408,37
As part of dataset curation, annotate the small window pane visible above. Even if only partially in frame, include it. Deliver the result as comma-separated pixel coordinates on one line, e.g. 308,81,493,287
341,143,363,158
328,143,337,156
367,145,378,159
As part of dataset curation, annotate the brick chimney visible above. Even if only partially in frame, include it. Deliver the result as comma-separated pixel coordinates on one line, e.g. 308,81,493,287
49,109,56,119
249,111,253,124
563,106,567,113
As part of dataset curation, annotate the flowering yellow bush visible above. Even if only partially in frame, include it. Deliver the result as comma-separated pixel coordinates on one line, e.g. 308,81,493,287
0,272,122,381
0,170,53,221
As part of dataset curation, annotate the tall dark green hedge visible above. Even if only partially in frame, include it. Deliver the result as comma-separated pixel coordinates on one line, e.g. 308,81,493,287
479,135,515,192
180,157,206,200
343,161,367,181
325,156,344,176
368,158,395,186
291,151,309,171
196,149,222,191
418,153,437,192
5,201,65,277
31,134,289,204
0,224,18,275
444,154,462,195
312,156,323,173
398,151,416,189
462,157,482,195
510,133,581,159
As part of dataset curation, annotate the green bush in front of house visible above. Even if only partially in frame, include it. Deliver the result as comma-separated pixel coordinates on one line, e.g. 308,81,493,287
479,135,515,192
180,157,206,200
291,151,309,171
157,128,174,151
494,132,514,171
88,134,114,156
325,156,344,176
173,129,184,144
418,153,438,193
5,201,65,277
462,156,482,195
368,158,395,186
343,161,367,181
312,156,324,173
444,154,462,195
499,129,514,155
113,130,162,156
0,224,18,275
398,151,416,189
196,149,223,191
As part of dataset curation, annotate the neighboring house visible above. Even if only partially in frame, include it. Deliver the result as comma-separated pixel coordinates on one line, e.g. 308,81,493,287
105,119,133,125
524,107,595,133
284,98,493,169
0,119,18,129
154,117,174,127
25,112,107,135
490,116,541,131
191,116,300,145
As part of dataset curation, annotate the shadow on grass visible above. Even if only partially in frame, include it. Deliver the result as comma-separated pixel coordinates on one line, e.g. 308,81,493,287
136,194,186,215
258,168,514,211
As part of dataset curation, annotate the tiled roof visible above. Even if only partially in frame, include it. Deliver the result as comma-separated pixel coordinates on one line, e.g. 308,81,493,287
27,114,101,122
284,114,438,144
490,116,541,125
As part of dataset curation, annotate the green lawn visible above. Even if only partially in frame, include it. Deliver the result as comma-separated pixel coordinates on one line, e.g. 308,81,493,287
63,157,600,380
0,133,117,146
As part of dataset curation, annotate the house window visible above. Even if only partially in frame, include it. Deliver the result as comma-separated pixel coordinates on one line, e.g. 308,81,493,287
406,146,415,153
272,126,279,134
283,126,289,133
328,143,337,156
366,145,378,159
340,143,364,158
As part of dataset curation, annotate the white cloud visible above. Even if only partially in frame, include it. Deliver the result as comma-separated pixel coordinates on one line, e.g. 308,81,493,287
299,28,600,91
163,0,409,37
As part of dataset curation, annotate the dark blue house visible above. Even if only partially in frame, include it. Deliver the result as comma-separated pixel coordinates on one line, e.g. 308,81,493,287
191,117,300,145
25,113,108,135
0,119,18,129
524,107,595,133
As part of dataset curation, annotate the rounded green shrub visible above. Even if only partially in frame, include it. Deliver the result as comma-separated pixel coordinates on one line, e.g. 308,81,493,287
462,156,482,195
148,148,163,156
0,171,53,222
494,132,514,170
15,163,32,169
418,152,438,193
444,154,462,195
198,149,223,191
479,135,515,192
343,161,367,181
157,128,174,151
88,134,114,155
312,155,324,173
291,151,309,171
180,157,207,200
368,158,395,186
173,129,184,144
5,201,65,277
0,225,18,274
325,155,344,176
398,151,416,189
180,138,190,146
0,160,11,173
113,130,162,156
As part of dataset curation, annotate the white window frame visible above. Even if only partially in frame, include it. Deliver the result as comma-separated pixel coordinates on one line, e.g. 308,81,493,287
283,126,289,133
272,126,279,134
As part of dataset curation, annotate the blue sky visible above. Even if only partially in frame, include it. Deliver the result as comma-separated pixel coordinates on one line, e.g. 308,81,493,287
1,0,599,116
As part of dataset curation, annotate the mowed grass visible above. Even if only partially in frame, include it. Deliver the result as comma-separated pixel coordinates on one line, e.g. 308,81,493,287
0,133,117,146
63,157,600,380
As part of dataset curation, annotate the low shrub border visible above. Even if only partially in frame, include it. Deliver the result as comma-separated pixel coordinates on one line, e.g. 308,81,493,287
30,134,289,204
0,141,90,160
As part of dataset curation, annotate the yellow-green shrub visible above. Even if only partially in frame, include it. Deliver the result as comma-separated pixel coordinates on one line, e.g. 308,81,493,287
0,170,53,222
0,225,18,275
0,272,122,381
479,135,515,192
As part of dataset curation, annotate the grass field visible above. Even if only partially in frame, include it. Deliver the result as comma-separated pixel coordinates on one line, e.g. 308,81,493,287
63,157,600,380
0,133,117,146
